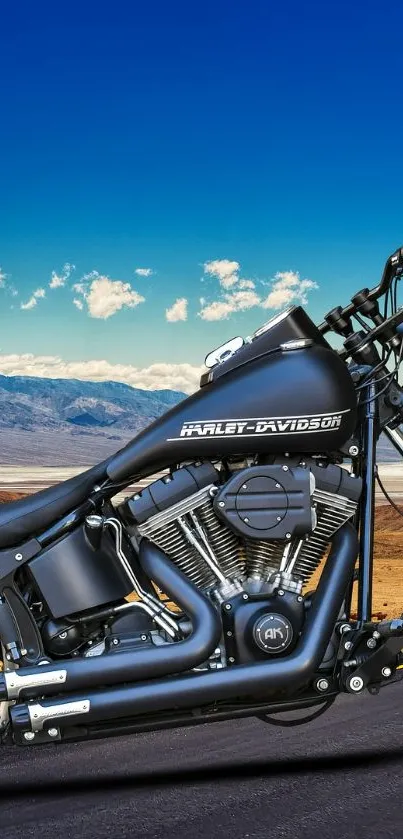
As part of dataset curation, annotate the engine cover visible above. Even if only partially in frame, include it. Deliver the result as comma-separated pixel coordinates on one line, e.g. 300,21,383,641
213,465,315,540
222,589,305,663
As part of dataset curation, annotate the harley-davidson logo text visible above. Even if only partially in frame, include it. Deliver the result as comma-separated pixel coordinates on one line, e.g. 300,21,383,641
174,412,347,439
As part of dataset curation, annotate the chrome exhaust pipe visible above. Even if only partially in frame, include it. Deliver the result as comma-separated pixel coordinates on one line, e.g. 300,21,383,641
10,524,358,736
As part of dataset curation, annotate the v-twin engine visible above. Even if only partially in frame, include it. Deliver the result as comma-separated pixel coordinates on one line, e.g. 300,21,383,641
120,458,362,601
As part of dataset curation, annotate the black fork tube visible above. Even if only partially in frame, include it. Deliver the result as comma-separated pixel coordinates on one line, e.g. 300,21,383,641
10,524,358,735
357,383,378,622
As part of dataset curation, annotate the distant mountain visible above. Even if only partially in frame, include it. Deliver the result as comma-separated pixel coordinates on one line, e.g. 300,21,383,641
0,375,186,465
0,375,185,432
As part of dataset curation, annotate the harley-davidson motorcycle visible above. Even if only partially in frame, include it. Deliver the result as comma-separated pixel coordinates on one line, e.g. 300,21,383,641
3,247,403,748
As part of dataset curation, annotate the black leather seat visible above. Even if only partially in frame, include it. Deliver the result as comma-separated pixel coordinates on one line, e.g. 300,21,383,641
0,461,109,550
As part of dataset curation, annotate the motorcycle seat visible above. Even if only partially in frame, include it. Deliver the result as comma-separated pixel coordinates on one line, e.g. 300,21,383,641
0,461,109,550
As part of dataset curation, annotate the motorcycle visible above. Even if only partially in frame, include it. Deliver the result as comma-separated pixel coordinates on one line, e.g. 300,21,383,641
2,246,403,748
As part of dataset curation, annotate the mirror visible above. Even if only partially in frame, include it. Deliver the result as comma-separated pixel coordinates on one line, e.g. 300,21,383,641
205,336,244,369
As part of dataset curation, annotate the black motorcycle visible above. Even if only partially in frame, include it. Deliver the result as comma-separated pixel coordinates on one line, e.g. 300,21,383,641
2,246,403,747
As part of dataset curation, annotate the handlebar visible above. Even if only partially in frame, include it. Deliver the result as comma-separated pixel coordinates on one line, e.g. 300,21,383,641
318,245,403,362
319,245,403,335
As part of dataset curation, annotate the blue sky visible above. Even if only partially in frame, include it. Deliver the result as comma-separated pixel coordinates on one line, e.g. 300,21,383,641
1,0,403,392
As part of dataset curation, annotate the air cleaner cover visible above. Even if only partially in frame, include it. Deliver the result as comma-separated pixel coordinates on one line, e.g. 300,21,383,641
213,465,315,540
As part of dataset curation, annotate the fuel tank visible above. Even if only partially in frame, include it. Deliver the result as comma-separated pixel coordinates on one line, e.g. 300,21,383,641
107,342,357,483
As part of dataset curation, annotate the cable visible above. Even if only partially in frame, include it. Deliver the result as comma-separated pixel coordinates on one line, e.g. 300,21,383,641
257,697,336,727
355,349,393,390
353,312,372,333
358,342,403,406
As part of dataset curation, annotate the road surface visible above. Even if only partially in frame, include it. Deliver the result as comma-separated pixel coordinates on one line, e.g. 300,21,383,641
1,684,403,838
0,463,402,502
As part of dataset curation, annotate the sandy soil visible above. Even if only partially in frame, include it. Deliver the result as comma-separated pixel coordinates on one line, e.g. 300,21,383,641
1,491,403,619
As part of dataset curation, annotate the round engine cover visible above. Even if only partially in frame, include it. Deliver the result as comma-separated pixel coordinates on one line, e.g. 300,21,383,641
253,613,294,654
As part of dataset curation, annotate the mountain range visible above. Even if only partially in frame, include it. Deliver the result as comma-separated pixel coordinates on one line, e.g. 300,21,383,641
0,375,186,465
0,374,399,466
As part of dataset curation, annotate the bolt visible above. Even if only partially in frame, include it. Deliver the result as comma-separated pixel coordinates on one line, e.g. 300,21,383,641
275,483,281,489
316,678,330,693
228,656,235,663
219,501,225,508
278,589,285,596
349,675,364,692
349,445,359,457
48,728,59,738
382,666,392,678
244,517,249,523
282,465,289,471
59,674,65,680
367,637,377,649
285,533,291,540
242,484,248,490
141,634,147,641
297,596,303,602
59,632,67,640
224,603,232,611
112,638,119,646
24,732,35,742
226,630,233,637
344,640,353,651
15,553,23,561
242,593,249,601
277,516,282,522
372,630,381,640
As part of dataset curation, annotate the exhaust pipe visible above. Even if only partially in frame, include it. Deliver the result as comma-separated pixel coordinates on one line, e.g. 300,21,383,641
0,540,222,701
10,523,358,735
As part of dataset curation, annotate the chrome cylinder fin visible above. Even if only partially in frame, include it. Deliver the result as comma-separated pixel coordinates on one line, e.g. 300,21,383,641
196,501,245,581
145,520,217,590
244,538,284,581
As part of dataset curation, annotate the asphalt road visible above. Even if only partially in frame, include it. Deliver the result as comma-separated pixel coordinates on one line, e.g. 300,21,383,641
1,684,403,838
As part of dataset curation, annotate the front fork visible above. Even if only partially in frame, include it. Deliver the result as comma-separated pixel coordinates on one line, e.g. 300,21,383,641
338,389,403,692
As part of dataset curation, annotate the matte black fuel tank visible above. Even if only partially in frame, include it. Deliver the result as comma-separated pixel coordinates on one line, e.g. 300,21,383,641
107,343,357,483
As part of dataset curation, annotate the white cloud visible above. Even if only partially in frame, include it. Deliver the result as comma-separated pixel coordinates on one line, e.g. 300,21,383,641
49,262,75,289
199,289,260,321
0,353,201,394
73,272,145,319
261,271,318,310
0,268,7,288
135,268,153,277
204,259,240,289
21,288,46,311
166,297,188,322
198,261,317,321
73,282,85,294
73,298,83,310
